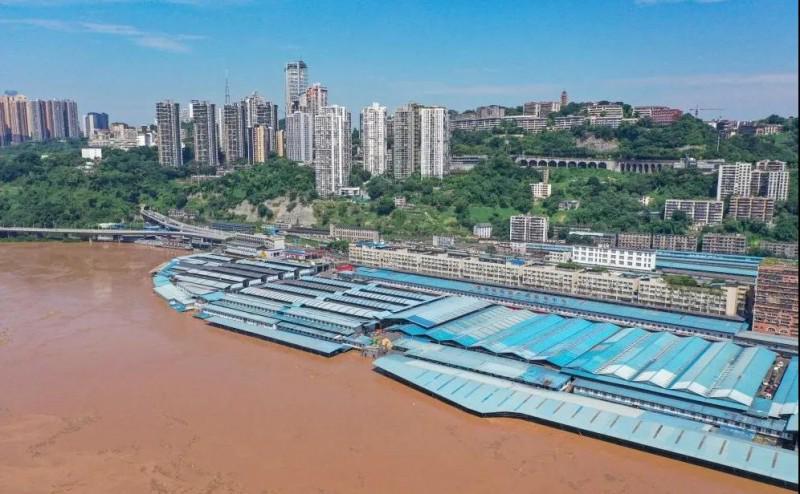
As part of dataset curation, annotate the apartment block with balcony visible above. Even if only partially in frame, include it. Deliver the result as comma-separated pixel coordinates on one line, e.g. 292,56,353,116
616,233,652,250
701,234,747,255
752,260,799,338
664,199,724,226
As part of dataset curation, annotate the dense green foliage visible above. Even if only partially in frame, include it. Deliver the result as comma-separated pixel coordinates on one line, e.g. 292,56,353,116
451,114,799,163
0,142,314,227
1,113,797,247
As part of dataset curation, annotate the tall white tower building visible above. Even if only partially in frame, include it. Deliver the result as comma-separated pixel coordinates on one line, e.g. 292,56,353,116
419,106,449,179
286,111,314,165
313,105,352,196
360,102,387,176
191,100,219,168
155,100,182,167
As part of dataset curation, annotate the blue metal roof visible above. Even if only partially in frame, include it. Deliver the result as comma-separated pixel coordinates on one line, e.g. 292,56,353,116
355,268,748,335
374,354,798,487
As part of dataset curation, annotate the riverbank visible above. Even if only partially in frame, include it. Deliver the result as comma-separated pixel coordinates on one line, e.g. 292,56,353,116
0,243,786,493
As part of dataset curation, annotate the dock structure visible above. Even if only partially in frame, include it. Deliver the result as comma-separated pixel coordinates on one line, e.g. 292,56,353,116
151,254,799,488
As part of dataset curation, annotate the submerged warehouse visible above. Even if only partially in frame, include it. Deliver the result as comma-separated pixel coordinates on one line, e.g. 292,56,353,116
151,254,799,488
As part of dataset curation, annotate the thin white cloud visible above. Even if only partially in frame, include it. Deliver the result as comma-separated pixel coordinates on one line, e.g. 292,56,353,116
0,17,203,53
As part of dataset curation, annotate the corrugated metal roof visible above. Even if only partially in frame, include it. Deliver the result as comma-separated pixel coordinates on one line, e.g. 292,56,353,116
374,354,798,487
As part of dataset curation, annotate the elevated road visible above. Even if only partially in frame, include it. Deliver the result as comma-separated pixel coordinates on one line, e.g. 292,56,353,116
0,226,226,242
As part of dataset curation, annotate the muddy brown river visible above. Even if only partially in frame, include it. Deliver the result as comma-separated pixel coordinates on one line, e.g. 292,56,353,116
0,243,784,493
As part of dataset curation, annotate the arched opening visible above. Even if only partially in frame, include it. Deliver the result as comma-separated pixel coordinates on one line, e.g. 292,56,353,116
599,162,607,169
557,161,567,168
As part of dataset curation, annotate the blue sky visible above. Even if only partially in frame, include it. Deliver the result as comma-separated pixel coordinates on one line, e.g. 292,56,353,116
0,0,797,124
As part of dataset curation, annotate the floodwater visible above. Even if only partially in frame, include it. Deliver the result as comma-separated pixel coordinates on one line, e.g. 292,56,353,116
0,243,784,494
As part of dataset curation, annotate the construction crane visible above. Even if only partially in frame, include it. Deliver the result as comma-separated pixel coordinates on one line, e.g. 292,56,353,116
689,106,724,118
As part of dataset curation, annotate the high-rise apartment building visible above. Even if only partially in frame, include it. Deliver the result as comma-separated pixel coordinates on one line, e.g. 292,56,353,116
360,102,387,176
313,105,352,196
155,100,182,167
751,163,789,202
419,106,449,179
716,162,752,200
222,102,247,165
509,215,548,242
752,260,798,338
302,83,328,115
242,92,278,155
728,196,775,223
84,112,109,138
65,100,80,138
284,60,308,115
275,129,285,157
664,199,724,226
26,100,46,141
560,90,568,106
286,111,313,165
0,93,29,145
191,100,218,167
391,103,421,180
47,100,66,139
249,124,270,164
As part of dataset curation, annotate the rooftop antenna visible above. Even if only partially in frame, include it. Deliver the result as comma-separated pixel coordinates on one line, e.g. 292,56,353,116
224,69,231,105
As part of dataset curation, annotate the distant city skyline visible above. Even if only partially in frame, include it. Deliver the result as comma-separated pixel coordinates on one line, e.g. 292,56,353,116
0,0,797,124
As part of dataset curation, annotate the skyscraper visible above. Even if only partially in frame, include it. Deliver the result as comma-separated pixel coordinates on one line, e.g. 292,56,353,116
286,111,313,165
249,124,270,164
392,103,421,180
84,112,109,138
275,129,285,158
222,102,246,165
155,100,182,167
26,100,46,141
419,106,449,179
302,83,328,115
191,100,218,167
242,92,278,155
284,60,308,116
313,105,351,196
561,90,569,106
65,100,80,138
360,103,387,176
0,93,29,144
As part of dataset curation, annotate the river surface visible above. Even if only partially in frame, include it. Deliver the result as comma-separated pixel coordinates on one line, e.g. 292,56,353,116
0,243,783,493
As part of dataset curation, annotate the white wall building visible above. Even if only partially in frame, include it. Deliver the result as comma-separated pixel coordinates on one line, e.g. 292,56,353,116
716,162,752,200
419,106,449,178
473,223,492,238
313,105,352,196
571,246,657,271
531,182,552,199
361,102,387,176
286,111,313,165
509,215,548,242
